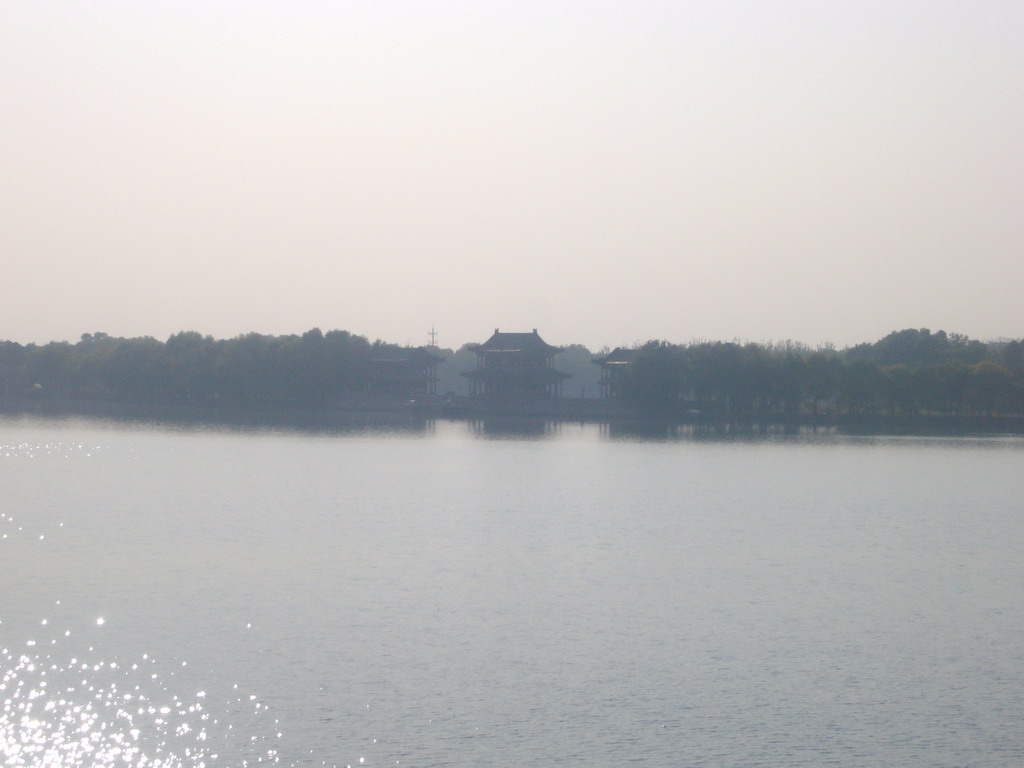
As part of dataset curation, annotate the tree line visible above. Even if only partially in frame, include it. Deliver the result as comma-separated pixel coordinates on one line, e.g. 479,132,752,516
0,329,380,407
0,327,1021,418
620,329,1023,417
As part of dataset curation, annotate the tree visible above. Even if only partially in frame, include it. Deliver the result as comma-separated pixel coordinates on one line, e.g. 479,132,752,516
804,353,841,415
839,360,883,414
880,365,916,415
621,341,687,413
970,361,1013,416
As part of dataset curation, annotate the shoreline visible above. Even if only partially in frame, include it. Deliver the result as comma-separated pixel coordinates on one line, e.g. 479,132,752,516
2,395,1023,437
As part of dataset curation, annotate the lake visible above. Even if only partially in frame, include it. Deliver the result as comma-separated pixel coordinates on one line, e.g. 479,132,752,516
2,415,1023,767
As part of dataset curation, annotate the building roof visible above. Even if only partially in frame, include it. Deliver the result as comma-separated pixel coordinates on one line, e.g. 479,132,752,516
594,347,639,366
475,329,560,354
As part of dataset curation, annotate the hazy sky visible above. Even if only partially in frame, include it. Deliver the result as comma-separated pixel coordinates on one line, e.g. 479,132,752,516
3,1,1022,350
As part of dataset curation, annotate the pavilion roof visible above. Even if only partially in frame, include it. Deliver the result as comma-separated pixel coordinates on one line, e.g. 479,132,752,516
476,329,560,354
594,347,639,365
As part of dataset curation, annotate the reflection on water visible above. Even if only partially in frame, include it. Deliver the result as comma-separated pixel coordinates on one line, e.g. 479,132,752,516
3,409,1019,444
0,410,439,441
598,420,836,442
466,417,563,439
0,415,951,450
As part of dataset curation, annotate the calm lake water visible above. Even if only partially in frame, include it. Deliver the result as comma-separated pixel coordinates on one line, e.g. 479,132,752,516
2,415,1024,767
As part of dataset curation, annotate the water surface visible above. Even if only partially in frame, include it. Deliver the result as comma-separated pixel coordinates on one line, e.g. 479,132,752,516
2,417,1023,766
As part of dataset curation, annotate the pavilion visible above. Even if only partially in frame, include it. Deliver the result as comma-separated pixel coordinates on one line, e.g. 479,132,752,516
462,329,569,398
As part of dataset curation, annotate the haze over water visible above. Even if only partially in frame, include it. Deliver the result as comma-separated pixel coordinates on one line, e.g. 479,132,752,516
2,416,1023,766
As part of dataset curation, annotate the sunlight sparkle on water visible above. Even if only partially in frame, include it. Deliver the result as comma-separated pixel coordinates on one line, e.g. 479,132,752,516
0,616,292,768
0,429,350,768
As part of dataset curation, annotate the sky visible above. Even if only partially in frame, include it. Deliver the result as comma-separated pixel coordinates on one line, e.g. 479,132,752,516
2,1,1022,351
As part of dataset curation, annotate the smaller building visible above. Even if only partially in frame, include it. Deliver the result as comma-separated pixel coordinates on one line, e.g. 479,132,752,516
462,329,569,398
367,347,442,397
594,347,638,399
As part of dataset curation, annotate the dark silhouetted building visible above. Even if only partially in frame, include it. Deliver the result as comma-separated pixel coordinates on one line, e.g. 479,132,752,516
594,347,638,398
462,329,569,397
367,347,442,397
